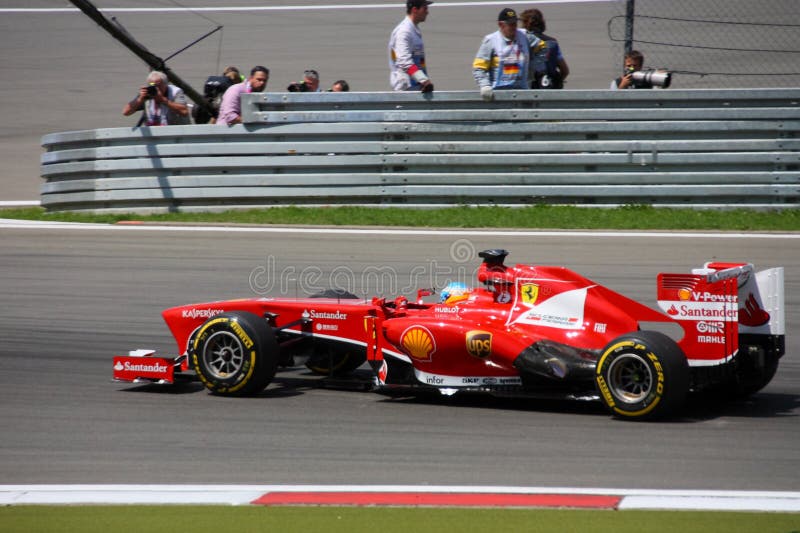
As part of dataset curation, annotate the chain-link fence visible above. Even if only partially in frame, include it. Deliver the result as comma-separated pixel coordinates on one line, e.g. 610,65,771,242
608,0,800,88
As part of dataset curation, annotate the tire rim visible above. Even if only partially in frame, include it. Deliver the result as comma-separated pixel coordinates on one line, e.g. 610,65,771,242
607,352,653,404
202,330,245,379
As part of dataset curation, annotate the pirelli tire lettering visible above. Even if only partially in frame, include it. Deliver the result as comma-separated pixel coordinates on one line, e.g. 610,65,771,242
595,331,689,420
190,311,278,396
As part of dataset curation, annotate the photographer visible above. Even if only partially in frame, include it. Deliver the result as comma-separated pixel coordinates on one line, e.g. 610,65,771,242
611,50,671,90
287,69,321,92
122,71,189,126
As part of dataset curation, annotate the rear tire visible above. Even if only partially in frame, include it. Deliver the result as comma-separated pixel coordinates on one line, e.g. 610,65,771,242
596,331,689,420
190,311,277,396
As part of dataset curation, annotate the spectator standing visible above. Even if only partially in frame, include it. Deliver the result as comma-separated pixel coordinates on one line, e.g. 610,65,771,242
473,8,530,101
217,65,269,126
611,50,644,89
329,80,350,92
122,71,189,126
388,0,434,92
520,8,569,89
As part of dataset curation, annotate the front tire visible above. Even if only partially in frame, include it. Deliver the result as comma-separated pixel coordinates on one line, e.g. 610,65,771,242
190,312,277,396
596,331,689,420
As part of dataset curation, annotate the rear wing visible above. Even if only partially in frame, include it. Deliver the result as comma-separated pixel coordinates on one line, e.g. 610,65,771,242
657,263,784,366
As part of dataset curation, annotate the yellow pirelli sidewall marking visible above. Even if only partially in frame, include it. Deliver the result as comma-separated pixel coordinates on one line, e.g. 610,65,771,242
191,351,211,388
595,340,635,374
596,375,615,408
615,393,660,417
192,318,231,388
192,317,229,351
225,349,257,394
191,316,257,393
598,340,664,418
229,319,254,349
614,350,664,418
596,341,635,409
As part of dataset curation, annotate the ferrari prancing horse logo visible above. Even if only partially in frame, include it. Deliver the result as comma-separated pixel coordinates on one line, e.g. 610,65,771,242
520,283,539,305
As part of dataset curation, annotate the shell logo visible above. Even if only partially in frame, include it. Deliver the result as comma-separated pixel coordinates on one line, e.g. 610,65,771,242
678,288,692,301
400,326,436,362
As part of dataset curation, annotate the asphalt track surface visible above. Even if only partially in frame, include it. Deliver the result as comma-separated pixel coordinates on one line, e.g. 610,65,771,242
0,223,798,492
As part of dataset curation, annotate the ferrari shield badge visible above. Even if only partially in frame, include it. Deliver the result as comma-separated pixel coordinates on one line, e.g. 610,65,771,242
508,279,588,330
520,283,539,305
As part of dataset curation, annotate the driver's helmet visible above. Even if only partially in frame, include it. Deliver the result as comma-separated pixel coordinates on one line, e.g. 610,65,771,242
440,281,469,304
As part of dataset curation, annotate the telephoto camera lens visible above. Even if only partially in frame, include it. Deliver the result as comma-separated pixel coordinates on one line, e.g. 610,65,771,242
631,70,672,89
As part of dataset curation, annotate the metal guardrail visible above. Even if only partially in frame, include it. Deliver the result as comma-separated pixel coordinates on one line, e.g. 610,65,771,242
41,89,800,212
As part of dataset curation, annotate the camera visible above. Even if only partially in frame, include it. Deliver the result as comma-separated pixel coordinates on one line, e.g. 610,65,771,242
145,83,158,98
192,75,236,124
631,69,672,89
287,81,309,92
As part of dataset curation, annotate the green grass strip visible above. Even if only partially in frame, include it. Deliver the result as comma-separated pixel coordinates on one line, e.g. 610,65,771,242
1,206,798,231
2,506,799,533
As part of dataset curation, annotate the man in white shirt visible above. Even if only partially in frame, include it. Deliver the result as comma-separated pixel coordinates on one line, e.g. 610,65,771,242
388,0,434,93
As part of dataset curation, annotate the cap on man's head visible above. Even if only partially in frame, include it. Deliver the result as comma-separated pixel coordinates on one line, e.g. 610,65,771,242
498,7,518,23
407,0,433,9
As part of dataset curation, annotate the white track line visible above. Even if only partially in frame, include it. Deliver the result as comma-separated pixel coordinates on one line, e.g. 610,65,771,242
0,201,39,207
0,219,798,239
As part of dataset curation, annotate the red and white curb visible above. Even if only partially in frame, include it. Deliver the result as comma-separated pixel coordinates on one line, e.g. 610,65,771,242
1,486,799,512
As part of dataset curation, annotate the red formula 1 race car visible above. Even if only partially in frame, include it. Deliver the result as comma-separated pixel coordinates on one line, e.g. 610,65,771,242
113,250,785,420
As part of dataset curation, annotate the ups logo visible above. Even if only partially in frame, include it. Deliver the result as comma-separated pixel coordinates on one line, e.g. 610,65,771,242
466,330,492,358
